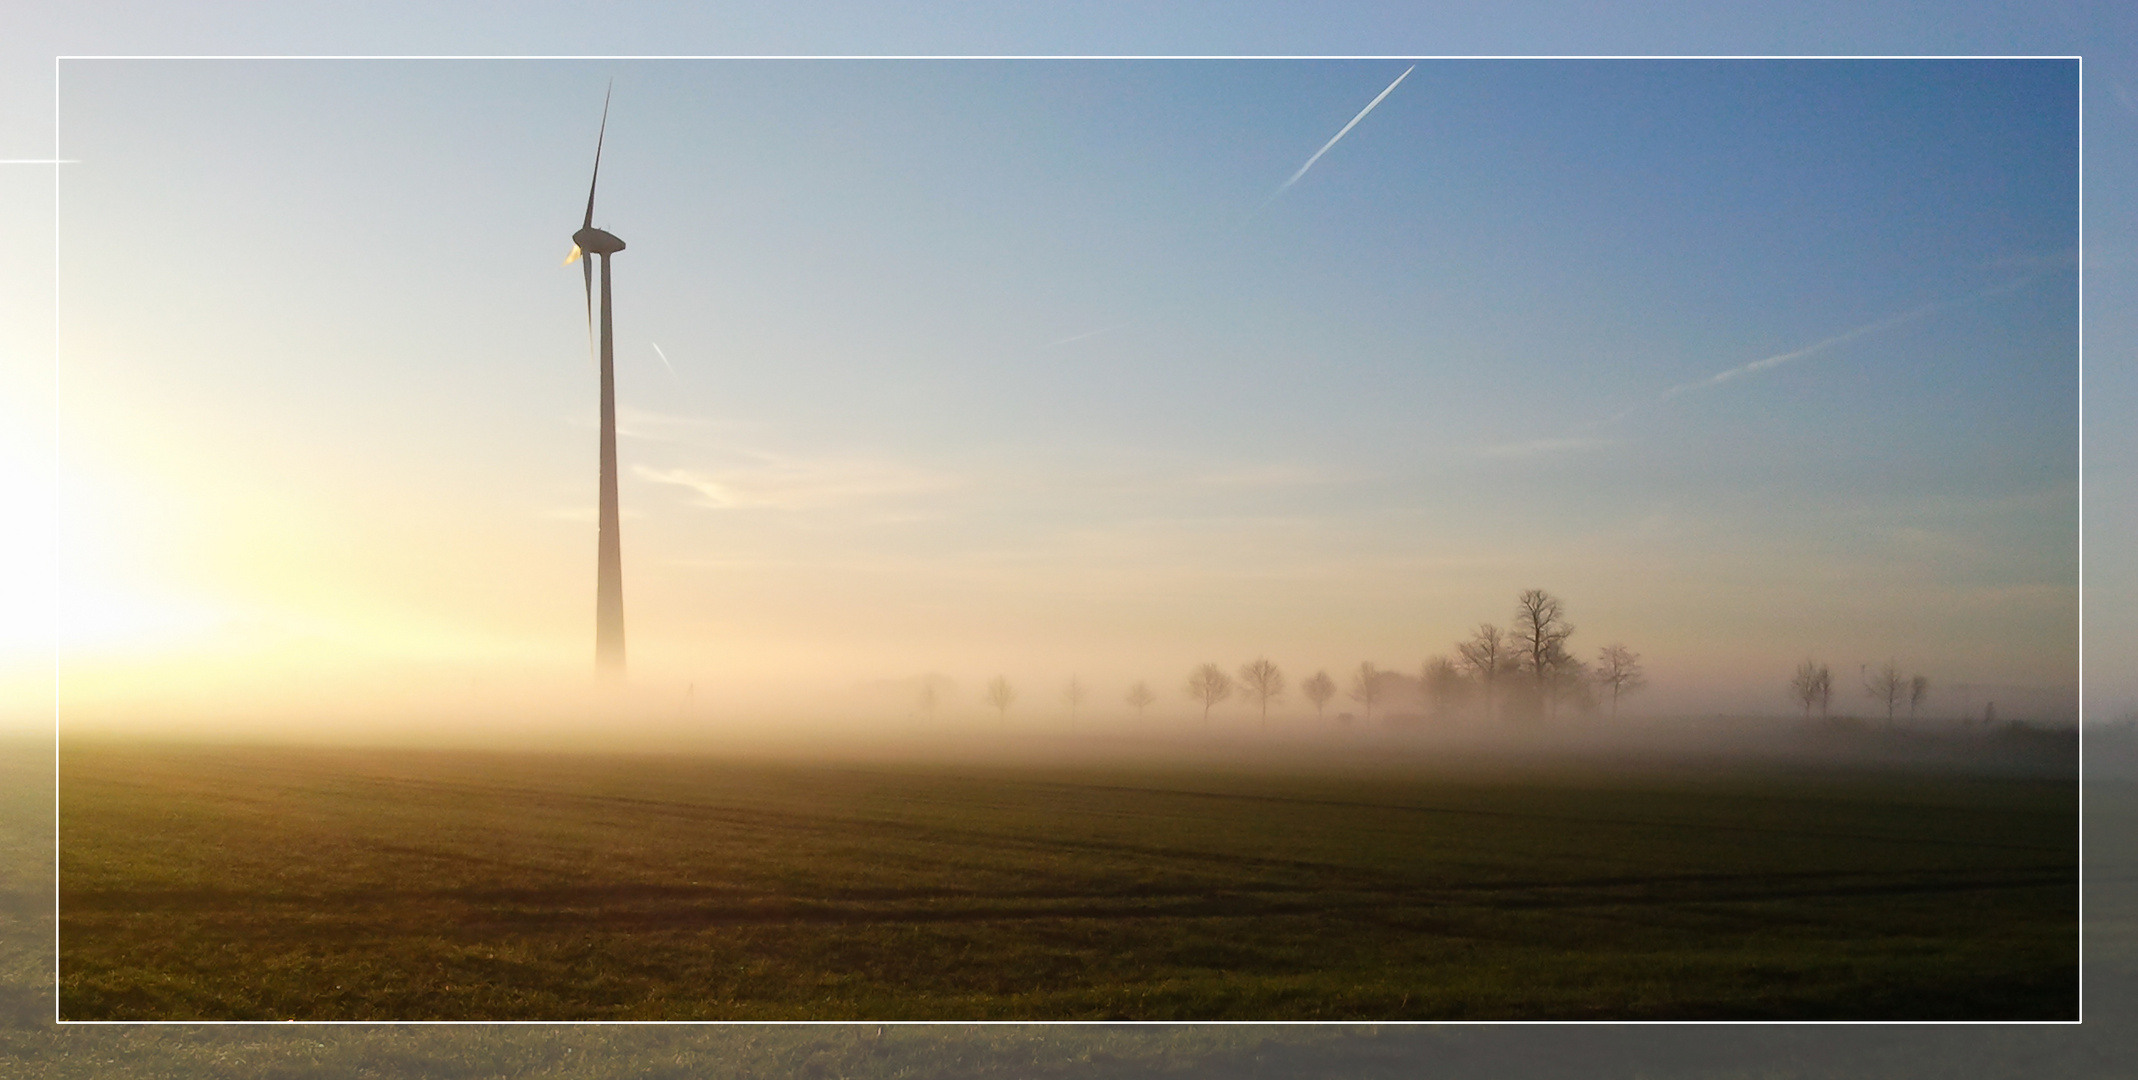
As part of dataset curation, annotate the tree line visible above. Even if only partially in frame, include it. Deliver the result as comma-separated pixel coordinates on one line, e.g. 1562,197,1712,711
1789,658,1933,724
948,589,1646,726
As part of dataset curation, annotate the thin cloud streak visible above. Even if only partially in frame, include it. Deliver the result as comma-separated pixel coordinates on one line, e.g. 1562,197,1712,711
540,505,643,523
1475,437,1618,459
1044,327,1114,348
1194,464,1347,488
1274,65,1415,197
605,406,711,442
637,454,958,511
650,341,678,379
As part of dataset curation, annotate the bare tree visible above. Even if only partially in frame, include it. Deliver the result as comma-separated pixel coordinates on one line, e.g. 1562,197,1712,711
1062,675,1087,722
1124,680,1156,721
1512,589,1576,718
1236,658,1285,727
1421,656,1471,718
916,675,946,720
1864,661,1906,725
1301,671,1336,722
1908,674,1930,723
1348,662,1388,723
1594,644,1645,719
1185,663,1235,722
984,676,1016,722
1790,660,1832,721
1456,624,1510,722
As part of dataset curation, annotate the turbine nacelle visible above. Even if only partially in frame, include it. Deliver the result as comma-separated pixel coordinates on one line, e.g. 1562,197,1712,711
572,226,626,256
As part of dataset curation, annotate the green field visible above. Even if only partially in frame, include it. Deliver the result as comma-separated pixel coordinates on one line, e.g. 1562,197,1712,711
55,739,2077,1020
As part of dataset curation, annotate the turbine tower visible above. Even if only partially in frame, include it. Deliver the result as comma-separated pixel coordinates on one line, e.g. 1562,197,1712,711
565,88,627,678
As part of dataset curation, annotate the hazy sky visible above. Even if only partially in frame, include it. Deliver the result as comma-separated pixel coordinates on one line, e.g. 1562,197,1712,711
27,56,2085,727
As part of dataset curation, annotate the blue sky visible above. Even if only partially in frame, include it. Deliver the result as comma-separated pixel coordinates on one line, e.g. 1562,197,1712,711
0,2,2120,731
25,56,2083,725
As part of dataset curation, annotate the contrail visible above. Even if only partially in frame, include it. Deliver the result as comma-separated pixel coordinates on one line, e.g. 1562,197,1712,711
1602,274,2040,427
650,341,679,379
1069,67,1415,342
1654,303,1935,403
1276,65,1415,195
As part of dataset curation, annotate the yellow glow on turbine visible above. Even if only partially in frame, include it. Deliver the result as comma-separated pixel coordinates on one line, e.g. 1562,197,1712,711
563,244,582,265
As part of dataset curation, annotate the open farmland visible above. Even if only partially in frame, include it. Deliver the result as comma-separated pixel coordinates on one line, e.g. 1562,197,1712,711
56,739,2077,1020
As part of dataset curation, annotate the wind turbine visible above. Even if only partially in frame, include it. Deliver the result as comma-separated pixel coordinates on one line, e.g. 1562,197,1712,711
565,87,627,678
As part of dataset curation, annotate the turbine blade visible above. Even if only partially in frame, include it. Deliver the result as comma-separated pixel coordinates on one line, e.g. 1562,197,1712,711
582,255,596,364
583,82,611,231
564,244,582,265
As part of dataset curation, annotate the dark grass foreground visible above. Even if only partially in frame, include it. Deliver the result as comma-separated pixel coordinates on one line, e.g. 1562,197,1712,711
4,738,2137,1075
55,738,2077,1021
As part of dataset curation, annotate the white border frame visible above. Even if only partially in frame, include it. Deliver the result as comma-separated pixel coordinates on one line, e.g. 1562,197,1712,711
48,52,2087,1029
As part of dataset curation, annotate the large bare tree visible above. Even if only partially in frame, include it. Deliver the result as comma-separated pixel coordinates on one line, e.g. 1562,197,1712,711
984,676,1016,723
1513,589,1576,716
1594,644,1645,719
1863,661,1906,725
1185,663,1235,722
1790,660,1832,720
1456,624,1510,722
1301,671,1336,722
1237,657,1285,727
1124,680,1156,722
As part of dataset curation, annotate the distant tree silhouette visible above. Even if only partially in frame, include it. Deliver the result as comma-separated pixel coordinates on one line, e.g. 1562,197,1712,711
914,673,955,722
1594,644,1645,719
1791,660,1832,720
1422,656,1471,718
1302,671,1337,722
1909,674,1930,722
1864,661,1906,725
1554,655,1596,716
1124,680,1156,721
1186,663,1235,722
1237,658,1285,727
984,676,1016,722
1457,624,1510,722
1062,675,1087,722
1348,662,1388,723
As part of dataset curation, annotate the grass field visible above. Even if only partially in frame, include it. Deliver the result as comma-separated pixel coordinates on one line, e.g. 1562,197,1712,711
54,738,2078,1021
